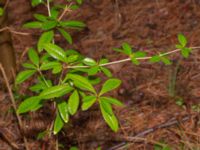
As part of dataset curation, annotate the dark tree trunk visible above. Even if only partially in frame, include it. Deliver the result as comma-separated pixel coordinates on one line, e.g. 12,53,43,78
0,0,16,81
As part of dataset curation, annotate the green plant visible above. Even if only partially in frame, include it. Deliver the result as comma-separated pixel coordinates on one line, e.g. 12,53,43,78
15,0,194,138
192,104,200,112
0,7,4,16
154,144,172,150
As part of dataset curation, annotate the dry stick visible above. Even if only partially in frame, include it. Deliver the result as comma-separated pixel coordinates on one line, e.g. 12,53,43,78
46,0,51,18
172,129,194,150
0,27,30,36
45,0,54,136
4,0,10,10
66,46,200,69
0,128,20,150
46,1,59,149
0,64,29,150
58,3,72,21
108,115,191,150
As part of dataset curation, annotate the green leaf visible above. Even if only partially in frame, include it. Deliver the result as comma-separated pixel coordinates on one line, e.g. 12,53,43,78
76,0,83,4
81,95,96,111
154,145,172,150
31,0,43,7
135,51,146,58
60,21,86,28
181,47,191,58
40,61,61,71
163,146,171,150
175,44,182,49
66,49,80,56
100,101,119,132
17,96,42,114
68,90,79,115
69,147,79,150
66,55,79,63
40,53,51,63
88,66,99,75
175,98,184,106
113,48,123,53
99,58,109,64
52,64,62,74
87,77,101,85
23,21,43,29
161,56,172,65
83,58,97,66
131,57,140,65
28,48,39,66
42,21,57,30
101,67,112,77
99,79,121,96
15,70,36,84
43,43,67,62
178,33,187,47
29,78,52,92
58,100,69,123
50,7,59,19
39,85,73,99
67,74,96,93
100,99,113,115
37,130,48,140
100,97,123,106
0,7,4,16
22,63,37,69
53,113,64,134
122,42,132,55
70,4,80,10
30,82,47,92
34,14,47,22
38,31,54,52
150,55,161,63
58,28,72,44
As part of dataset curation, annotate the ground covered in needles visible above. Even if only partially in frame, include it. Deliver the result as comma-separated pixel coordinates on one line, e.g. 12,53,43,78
1,0,200,149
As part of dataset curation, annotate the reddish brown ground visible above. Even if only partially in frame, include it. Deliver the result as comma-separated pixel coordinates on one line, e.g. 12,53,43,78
1,0,200,150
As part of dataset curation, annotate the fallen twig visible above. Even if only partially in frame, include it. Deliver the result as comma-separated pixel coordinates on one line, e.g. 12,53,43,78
0,64,30,150
66,46,200,69
0,128,20,150
108,114,191,150
0,26,30,36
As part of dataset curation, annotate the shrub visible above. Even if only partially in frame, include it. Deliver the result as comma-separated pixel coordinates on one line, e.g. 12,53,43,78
16,0,192,136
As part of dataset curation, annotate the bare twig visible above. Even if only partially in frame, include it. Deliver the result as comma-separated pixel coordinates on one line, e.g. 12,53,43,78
108,115,191,150
66,46,200,69
0,128,20,150
58,3,72,21
46,0,51,17
4,0,10,10
45,2,58,149
0,64,29,150
0,26,30,36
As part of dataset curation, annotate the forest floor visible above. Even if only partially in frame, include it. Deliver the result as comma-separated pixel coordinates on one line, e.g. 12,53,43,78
1,0,200,150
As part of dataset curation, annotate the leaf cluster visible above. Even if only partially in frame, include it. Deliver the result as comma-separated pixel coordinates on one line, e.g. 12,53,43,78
16,0,192,136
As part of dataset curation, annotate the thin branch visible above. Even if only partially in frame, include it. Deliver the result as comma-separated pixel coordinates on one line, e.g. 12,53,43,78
37,69,50,87
108,114,191,150
0,128,20,150
0,64,29,150
58,3,72,21
45,2,58,148
66,46,200,69
4,0,10,10
47,0,51,17
0,27,30,36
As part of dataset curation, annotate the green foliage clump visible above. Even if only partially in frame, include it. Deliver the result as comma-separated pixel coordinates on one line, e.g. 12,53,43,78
15,0,192,136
